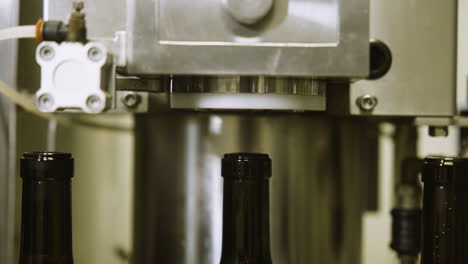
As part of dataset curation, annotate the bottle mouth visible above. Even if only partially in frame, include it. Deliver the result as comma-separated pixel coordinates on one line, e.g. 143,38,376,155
20,152,74,180
22,152,73,161
223,153,270,161
422,156,468,184
222,152,272,180
424,156,468,167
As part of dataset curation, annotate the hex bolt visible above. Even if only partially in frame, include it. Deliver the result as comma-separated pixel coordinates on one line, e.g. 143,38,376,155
357,95,378,112
121,92,141,108
87,46,104,62
36,93,55,112
86,95,104,112
39,45,55,61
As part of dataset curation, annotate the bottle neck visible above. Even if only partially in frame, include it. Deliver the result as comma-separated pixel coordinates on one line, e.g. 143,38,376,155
421,171,468,264
19,179,74,264
220,178,272,264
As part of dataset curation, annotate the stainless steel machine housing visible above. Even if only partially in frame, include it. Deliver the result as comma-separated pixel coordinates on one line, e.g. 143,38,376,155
125,0,369,77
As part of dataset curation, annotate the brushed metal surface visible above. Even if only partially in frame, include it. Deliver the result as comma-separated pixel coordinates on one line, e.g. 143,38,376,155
168,77,326,110
126,0,369,77
159,0,338,44
0,0,18,263
134,113,368,264
348,0,457,116
116,77,326,110
170,77,326,95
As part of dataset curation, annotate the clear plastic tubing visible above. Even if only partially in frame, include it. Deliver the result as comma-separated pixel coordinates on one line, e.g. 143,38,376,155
0,25,35,41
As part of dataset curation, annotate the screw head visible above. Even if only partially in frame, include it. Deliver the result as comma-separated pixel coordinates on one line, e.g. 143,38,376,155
37,93,55,111
121,92,141,108
357,95,378,112
39,45,55,61
87,46,104,62
86,95,104,112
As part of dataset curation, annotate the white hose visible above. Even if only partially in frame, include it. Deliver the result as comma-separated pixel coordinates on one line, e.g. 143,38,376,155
0,25,36,41
0,80,37,113
0,80,133,132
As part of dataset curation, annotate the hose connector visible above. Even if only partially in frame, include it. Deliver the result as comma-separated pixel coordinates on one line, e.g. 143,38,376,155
35,1,87,43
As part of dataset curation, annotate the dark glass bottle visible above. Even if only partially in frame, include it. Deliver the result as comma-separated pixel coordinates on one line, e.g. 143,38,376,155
19,152,74,264
220,153,272,264
421,157,468,264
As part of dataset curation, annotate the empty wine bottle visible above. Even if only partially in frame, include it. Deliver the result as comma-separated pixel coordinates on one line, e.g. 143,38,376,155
19,152,74,264
421,157,468,264
220,153,272,264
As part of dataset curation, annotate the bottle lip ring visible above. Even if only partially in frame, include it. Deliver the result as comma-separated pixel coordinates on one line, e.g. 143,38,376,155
223,153,270,161
222,152,272,180
424,156,468,167
22,152,73,161
21,152,74,180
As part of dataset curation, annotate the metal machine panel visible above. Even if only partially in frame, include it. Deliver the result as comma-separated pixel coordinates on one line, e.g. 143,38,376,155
126,0,369,77
346,0,457,116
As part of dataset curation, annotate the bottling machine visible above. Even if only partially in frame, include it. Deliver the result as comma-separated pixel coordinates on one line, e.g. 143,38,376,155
0,0,462,263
